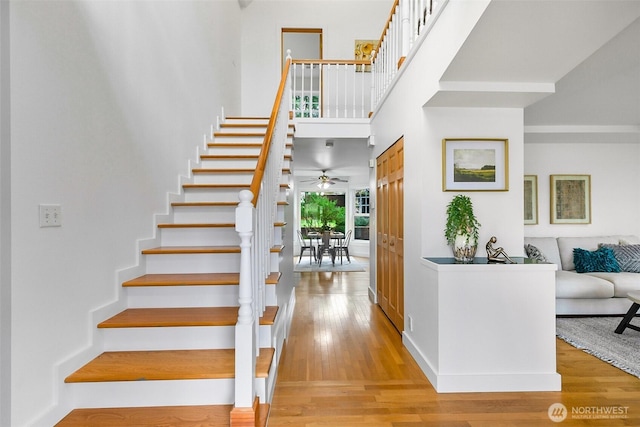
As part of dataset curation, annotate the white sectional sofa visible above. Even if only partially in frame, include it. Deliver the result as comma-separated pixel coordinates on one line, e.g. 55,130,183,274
524,235,640,315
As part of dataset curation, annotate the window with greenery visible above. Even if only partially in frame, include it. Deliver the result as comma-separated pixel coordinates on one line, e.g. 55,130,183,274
300,192,345,233
354,189,370,240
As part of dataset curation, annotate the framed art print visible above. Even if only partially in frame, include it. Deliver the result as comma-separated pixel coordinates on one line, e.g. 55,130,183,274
442,138,509,191
550,174,591,224
524,175,538,225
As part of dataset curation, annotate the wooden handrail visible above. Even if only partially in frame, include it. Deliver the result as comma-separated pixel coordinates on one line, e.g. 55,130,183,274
249,57,291,206
292,59,370,66
371,0,400,63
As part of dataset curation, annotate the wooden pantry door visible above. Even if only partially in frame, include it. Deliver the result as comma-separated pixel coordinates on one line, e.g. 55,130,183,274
376,137,404,332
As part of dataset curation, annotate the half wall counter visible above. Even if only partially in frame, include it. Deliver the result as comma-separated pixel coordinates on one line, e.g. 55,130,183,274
403,257,561,393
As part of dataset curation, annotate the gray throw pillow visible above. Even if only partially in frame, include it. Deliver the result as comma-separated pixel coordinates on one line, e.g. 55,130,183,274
525,244,548,262
599,244,640,273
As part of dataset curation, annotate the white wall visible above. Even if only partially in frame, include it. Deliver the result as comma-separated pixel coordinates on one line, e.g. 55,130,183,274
10,1,241,425
0,1,12,426
524,141,640,237
240,0,393,115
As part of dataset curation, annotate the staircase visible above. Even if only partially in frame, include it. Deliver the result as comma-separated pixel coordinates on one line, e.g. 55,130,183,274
55,117,293,427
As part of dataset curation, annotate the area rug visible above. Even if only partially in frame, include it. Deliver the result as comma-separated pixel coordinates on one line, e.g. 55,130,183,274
293,256,367,272
556,317,640,378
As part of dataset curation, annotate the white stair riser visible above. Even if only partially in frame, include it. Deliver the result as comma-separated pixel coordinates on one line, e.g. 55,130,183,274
199,158,259,169
125,284,276,307
224,118,270,125
172,206,236,223
184,188,249,202
145,253,240,274
205,145,292,156
207,146,262,156
193,173,253,185
160,227,284,247
160,228,239,247
64,379,237,407
100,324,273,351
126,285,240,308
184,188,289,202
212,135,265,143
218,126,267,133
198,158,291,170
191,173,289,186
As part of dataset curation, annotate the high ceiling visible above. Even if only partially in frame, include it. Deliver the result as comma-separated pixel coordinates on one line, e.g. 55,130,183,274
439,1,640,141
293,1,640,183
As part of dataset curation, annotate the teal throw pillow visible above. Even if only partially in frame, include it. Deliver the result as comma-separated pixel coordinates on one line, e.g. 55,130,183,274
573,247,621,273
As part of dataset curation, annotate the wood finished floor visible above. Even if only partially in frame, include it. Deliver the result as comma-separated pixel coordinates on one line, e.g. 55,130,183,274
269,262,640,426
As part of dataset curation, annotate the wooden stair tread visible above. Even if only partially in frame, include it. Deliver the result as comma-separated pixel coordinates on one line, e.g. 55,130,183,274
141,246,240,255
122,272,281,287
183,183,290,189
141,245,283,254
171,201,288,207
220,123,267,128
213,132,293,138
208,142,264,147
55,403,269,427
65,348,274,383
221,121,293,128
207,142,293,148
157,222,286,228
158,222,235,228
192,168,291,174
201,154,260,159
98,306,278,328
200,154,292,159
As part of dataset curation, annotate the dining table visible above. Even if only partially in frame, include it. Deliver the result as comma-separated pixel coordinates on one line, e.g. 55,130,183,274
305,231,344,264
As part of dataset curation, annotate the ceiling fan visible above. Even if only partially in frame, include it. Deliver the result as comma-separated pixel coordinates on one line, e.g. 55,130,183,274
302,170,348,189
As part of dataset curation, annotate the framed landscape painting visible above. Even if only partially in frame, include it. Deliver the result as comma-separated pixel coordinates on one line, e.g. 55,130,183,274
550,174,591,224
442,138,509,191
524,175,538,225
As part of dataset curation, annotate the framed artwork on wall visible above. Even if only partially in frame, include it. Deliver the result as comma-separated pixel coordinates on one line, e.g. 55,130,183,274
550,174,591,224
354,40,377,72
524,175,538,225
442,138,509,191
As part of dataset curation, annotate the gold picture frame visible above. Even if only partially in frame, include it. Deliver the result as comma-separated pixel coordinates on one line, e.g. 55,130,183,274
354,39,377,72
442,138,509,191
550,174,591,224
524,175,538,225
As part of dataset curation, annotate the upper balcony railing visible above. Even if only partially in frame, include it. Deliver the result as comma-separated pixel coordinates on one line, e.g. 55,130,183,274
371,0,443,110
291,58,372,119
289,0,445,120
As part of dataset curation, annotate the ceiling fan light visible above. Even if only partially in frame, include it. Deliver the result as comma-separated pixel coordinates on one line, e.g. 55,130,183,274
318,181,332,189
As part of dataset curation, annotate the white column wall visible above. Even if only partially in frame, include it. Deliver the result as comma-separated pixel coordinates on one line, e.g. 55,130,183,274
369,0,495,302
10,1,241,425
240,0,394,116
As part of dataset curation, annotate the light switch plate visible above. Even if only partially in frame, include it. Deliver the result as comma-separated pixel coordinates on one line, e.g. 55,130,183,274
39,204,62,227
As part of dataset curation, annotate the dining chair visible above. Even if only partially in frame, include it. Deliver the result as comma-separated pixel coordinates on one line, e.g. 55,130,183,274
317,231,335,266
333,229,352,264
297,230,316,264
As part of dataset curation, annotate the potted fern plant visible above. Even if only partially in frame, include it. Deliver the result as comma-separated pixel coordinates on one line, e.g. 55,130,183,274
445,195,481,263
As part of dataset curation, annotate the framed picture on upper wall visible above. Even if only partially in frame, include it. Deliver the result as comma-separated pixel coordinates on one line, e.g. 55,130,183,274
442,138,509,191
524,175,538,225
354,40,378,72
550,174,591,224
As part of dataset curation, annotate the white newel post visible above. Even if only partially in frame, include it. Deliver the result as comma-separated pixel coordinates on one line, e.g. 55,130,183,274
235,189,256,408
